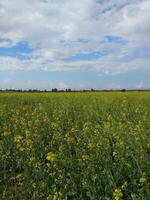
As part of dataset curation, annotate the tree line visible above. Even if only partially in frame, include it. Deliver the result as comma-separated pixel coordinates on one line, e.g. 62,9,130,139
0,88,149,93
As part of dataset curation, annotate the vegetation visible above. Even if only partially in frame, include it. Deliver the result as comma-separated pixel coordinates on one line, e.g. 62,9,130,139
0,92,150,199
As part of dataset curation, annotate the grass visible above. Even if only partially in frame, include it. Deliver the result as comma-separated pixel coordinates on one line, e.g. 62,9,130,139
0,92,150,200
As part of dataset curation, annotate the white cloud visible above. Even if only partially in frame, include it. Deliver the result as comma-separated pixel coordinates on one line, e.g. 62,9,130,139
0,0,150,74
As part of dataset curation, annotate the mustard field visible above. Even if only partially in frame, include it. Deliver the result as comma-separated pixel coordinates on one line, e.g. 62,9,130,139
0,92,150,200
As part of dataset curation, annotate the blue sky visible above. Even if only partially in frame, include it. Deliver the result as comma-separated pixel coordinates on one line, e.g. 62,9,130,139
0,0,150,90
0,41,32,60
0,69,150,90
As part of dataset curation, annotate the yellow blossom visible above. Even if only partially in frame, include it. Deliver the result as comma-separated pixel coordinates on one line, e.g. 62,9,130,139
14,135,23,142
46,152,56,162
82,181,88,188
113,151,117,157
34,162,41,171
139,177,146,184
53,192,62,200
25,139,33,148
82,155,89,161
87,142,94,149
65,134,72,144
32,182,36,188
113,188,123,200
2,131,10,137
147,143,150,150
121,181,128,189
25,130,31,138
16,174,24,186
71,127,76,132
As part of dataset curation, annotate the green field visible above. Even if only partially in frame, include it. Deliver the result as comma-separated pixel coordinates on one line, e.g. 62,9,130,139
0,92,150,200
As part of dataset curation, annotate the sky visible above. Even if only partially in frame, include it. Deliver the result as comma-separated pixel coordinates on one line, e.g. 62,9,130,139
0,0,150,90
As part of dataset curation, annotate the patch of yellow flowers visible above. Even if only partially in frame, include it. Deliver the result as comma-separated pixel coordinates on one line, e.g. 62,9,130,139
47,192,62,200
113,181,128,200
1,92,150,199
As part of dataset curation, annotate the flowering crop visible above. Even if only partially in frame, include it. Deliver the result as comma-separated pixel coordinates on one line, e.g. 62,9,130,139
0,92,150,199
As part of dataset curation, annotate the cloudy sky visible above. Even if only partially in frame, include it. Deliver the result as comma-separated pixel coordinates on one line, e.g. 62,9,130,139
0,0,150,90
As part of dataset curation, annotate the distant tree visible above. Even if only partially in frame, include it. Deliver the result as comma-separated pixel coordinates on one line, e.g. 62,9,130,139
121,89,126,92
52,88,58,92
66,88,71,92
91,88,94,92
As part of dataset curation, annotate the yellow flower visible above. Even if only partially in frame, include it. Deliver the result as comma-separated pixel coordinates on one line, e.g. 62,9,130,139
14,135,23,142
16,174,24,186
71,127,76,132
87,142,94,149
25,139,33,148
65,134,72,144
147,143,150,150
82,155,89,161
16,174,22,180
139,177,146,184
53,192,62,200
121,181,128,189
25,130,31,138
2,131,10,137
82,181,88,188
113,188,123,200
18,147,24,152
113,151,117,157
34,162,41,171
32,182,36,188
46,152,56,162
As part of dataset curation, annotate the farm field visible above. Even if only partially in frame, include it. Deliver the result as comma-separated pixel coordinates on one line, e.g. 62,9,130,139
0,92,150,200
